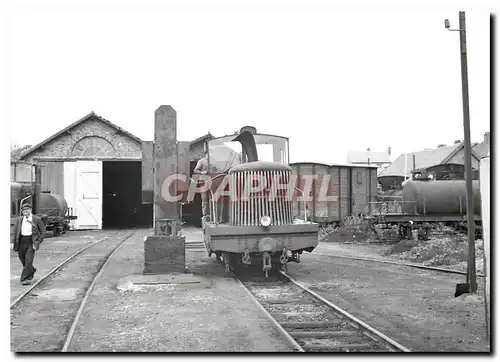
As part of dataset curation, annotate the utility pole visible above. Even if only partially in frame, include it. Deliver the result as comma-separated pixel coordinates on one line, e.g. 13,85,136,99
446,11,477,293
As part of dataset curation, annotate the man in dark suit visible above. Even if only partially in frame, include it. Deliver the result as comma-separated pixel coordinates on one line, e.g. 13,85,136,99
11,204,46,285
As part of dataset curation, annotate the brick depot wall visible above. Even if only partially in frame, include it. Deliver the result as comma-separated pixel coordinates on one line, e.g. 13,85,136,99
23,115,142,162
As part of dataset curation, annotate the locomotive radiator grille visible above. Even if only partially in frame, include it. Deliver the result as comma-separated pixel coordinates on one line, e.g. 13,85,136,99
230,169,293,226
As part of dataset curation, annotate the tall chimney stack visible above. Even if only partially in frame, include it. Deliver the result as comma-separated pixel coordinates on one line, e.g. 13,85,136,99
388,146,391,156
484,132,490,145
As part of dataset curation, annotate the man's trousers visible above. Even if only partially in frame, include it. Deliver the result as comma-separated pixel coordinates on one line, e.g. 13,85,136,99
18,236,36,282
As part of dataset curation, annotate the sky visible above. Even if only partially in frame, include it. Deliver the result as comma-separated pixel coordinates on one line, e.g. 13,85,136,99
3,0,494,166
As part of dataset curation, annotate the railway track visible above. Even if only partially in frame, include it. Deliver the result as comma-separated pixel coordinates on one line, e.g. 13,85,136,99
10,231,120,308
311,252,485,278
10,230,136,352
238,270,410,352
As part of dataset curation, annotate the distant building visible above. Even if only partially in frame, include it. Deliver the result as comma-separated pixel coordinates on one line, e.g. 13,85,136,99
473,132,490,159
377,134,488,191
346,147,392,174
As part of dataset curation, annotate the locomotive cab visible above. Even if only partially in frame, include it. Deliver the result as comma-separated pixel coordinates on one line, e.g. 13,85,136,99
200,127,319,276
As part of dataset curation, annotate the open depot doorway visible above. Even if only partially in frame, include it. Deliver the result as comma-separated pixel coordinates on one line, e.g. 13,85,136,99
102,161,152,229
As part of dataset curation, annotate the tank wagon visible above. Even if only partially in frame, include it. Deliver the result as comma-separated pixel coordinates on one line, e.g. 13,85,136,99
368,179,482,239
11,162,76,236
200,127,319,276
289,162,378,226
38,192,77,236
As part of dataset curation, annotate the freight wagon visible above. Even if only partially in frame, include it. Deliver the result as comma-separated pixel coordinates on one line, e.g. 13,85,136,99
289,162,378,226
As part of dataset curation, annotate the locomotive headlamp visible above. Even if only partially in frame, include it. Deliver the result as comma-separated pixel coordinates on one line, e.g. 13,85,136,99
260,215,272,228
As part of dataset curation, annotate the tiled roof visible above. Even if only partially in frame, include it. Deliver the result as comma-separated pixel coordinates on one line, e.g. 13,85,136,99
190,133,214,148
473,141,490,159
346,150,391,164
378,144,461,177
19,112,143,159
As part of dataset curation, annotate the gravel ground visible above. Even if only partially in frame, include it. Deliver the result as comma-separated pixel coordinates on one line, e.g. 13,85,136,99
286,251,490,352
11,226,489,353
67,229,295,352
323,226,487,274
10,230,117,304
10,230,133,352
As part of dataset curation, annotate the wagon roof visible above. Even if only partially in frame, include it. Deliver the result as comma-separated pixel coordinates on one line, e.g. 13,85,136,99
289,161,378,169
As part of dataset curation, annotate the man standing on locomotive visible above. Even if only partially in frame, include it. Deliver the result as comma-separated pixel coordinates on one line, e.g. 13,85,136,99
11,204,45,285
193,150,210,221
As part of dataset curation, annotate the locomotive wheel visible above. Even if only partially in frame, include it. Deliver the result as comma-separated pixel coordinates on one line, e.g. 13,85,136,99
215,251,223,264
222,252,237,273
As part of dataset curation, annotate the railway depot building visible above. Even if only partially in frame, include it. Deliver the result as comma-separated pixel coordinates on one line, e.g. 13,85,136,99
15,112,217,230
17,112,153,230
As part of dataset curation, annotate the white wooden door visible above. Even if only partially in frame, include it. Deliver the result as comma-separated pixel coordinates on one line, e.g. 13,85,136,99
76,161,103,229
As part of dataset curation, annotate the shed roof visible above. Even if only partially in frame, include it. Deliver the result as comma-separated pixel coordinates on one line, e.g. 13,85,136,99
190,132,215,149
378,142,481,177
19,112,143,160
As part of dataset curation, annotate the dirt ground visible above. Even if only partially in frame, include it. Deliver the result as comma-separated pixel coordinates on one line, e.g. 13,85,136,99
323,224,486,274
10,226,490,353
10,229,116,304
10,230,133,352
286,253,489,352
67,229,295,352
299,228,491,352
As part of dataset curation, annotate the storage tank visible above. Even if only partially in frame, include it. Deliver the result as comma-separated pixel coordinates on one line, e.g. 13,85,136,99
39,192,68,218
402,180,481,215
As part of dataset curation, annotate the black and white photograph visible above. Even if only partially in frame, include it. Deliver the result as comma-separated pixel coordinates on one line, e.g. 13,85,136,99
3,0,494,355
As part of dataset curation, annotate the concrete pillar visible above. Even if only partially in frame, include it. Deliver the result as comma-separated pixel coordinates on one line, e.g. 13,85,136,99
141,141,154,204
144,105,185,275
154,105,179,221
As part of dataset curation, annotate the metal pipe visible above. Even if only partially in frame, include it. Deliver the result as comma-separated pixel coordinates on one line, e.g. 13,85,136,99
239,172,243,226
244,171,248,226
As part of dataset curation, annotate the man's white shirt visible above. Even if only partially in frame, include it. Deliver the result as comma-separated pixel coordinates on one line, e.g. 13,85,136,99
21,215,33,236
